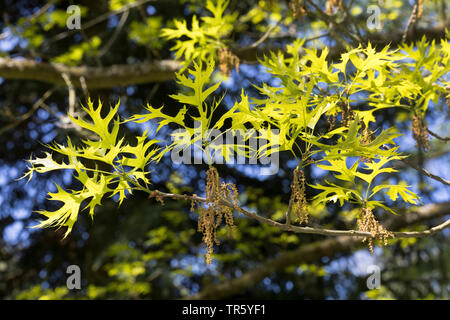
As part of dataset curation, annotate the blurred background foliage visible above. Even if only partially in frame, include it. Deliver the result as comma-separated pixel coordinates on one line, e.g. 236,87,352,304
0,0,448,299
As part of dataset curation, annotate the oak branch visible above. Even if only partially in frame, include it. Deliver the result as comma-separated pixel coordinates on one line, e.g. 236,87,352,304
0,26,446,89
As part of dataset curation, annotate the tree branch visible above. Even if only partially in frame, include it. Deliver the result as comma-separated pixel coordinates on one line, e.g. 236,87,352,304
187,201,450,299
149,190,450,239
427,129,450,142
0,26,446,88
0,58,181,88
381,145,450,186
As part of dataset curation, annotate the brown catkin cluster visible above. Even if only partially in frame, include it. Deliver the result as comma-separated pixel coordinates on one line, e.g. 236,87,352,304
290,167,309,224
290,0,307,18
196,167,238,264
325,0,343,14
327,114,336,131
412,114,430,150
339,101,355,127
357,207,394,254
190,195,198,212
149,191,165,205
218,48,240,77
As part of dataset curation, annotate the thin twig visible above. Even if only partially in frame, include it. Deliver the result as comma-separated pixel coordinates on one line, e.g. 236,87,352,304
303,0,359,44
304,33,330,43
0,88,54,136
147,83,160,101
61,72,76,117
79,76,90,100
148,190,450,239
28,1,55,22
400,157,450,186
98,10,130,58
39,102,93,139
393,219,450,238
250,20,282,48
381,145,450,186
